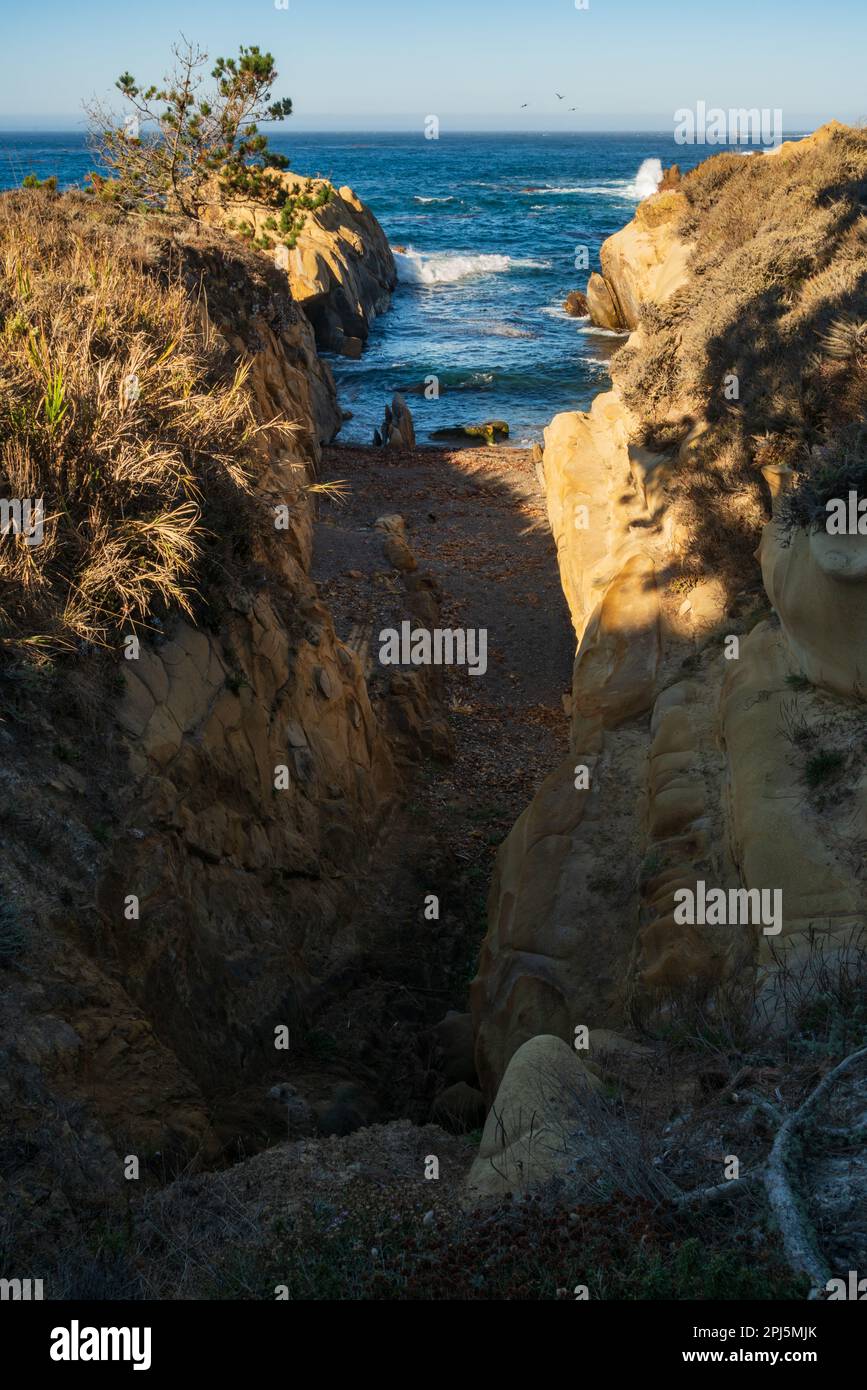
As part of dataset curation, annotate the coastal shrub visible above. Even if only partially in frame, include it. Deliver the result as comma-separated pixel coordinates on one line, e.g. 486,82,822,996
776,423,867,539
613,124,867,594
142,1192,805,1301
21,173,58,194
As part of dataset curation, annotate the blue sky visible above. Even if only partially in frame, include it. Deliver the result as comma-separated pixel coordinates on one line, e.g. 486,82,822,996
1,0,865,130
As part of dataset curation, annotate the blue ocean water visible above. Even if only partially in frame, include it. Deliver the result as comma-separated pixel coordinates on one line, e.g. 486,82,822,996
0,131,723,444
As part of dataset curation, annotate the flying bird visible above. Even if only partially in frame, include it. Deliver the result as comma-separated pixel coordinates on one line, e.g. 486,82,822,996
555,93,565,100
521,103,529,108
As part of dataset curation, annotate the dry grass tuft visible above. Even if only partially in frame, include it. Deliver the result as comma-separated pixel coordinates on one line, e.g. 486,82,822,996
0,189,276,652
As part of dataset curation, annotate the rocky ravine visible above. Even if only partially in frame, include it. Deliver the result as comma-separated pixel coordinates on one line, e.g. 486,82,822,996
3,131,866,1294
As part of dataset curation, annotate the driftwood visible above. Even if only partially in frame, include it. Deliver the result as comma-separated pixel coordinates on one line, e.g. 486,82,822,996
764,1045,867,1297
675,1045,867,1297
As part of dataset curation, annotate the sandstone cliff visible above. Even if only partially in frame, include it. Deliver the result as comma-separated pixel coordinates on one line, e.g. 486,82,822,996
587,188,691,331
474,124,867,1102
0,188,408,1263
206,174,397,358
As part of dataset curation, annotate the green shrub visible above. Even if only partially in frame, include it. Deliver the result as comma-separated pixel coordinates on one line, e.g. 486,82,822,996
22,173,58,192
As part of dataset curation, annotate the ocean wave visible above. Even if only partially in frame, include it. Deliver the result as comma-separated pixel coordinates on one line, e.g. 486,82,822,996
523,184,610,195
394,248,547,285
578,323,630,339
540,305,589,322
413,195,456,204
523,159,664,203
457,371,495,388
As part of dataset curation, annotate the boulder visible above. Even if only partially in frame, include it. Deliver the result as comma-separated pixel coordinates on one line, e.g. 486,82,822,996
268,1083,317,1138
377,393,416,449
432,1082,486,1134
430,420,510,445
432,1010,478,1087
374,512,417,572
586,271,626,330
314,1083,379,1137
563,290,589,317
466,1035,603,1199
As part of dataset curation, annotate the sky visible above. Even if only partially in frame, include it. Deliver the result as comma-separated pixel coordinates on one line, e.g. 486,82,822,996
1,0,866,131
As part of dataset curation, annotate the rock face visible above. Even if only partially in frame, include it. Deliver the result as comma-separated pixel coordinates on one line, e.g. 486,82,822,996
586,189,691,332
207,176,396,357
761,519,867,699
287,184,396,356
0,212,406,1255
472,125,867,1098
472,390,682,1097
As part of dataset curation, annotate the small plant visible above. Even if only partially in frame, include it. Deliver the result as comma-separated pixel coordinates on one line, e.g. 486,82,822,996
785,672,811,690
3,311,28,340
778,698,814,748
22,173,58,193
42,366,69,434
804,748,845,787
305,479,350,505
820,314,867,365
639,849,663,885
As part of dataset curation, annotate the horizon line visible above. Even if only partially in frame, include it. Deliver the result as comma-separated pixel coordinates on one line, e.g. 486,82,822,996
0,122,822,135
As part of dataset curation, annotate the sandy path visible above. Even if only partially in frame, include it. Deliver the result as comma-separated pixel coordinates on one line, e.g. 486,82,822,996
305,441,574,1119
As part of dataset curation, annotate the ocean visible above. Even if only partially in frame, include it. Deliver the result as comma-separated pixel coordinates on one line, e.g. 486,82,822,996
0,130,743,445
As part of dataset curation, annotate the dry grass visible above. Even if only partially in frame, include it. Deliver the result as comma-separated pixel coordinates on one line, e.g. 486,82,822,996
0,187,287,653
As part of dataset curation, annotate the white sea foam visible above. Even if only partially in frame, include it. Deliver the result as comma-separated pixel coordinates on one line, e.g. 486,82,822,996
578,324,630,338
623,157,664,200
479,323,536,339
525,184,615,196
394,249,547,285
524,162,663,202
414,195,456,204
